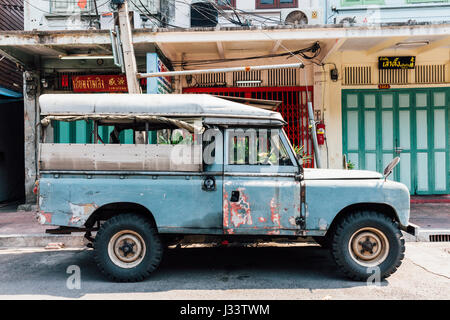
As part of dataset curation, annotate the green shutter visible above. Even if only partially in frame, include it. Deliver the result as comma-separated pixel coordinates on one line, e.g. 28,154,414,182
342,88,449,195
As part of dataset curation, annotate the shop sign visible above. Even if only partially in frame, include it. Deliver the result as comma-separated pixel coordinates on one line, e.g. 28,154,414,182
378,56,415,70
72,75,128,93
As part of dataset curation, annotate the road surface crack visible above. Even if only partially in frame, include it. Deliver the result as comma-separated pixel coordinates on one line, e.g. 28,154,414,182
406,258,450,280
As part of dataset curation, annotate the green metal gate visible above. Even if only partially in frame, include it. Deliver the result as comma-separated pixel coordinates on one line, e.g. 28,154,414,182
342,88,449,195
53,121,134,144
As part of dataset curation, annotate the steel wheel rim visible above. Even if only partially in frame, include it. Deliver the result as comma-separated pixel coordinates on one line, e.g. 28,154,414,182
348,227,389,267
108,230,146,269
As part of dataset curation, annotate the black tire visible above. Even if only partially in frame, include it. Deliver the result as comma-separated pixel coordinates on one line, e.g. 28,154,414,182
93,213,163,282
330,211,405,281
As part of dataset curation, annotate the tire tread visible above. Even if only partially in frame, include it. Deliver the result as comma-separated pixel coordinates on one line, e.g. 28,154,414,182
93,213,163,282
330,211,405,281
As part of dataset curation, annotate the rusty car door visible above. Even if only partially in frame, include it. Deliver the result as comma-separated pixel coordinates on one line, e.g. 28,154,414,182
222,128,302,235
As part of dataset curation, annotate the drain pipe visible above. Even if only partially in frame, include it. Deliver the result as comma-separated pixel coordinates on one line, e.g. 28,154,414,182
307,100,322,168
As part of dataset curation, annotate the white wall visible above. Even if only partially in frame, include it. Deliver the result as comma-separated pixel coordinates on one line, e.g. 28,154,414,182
328,0,450,24
24,0,161,31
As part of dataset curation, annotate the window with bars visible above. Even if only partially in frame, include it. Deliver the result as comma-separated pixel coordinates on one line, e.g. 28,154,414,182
217,0,236,8
379,69,409,85
343,66,373,85
255,0,297,9
415,64,446,84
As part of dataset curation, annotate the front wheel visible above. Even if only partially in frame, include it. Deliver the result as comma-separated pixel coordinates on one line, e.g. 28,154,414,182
93,213,163,282
330,211,405,281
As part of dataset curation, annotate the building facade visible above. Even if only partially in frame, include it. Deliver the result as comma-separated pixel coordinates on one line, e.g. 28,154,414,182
1,1,447,204
327,0,450,25
25,0,450,31
0,0,24,203
316,39,449,195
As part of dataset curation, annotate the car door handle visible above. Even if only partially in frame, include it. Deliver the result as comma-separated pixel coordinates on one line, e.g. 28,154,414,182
230,190,240,202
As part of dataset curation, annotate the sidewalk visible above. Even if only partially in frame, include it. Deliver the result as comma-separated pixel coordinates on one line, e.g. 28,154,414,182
0,203,85,248
0,199,448,247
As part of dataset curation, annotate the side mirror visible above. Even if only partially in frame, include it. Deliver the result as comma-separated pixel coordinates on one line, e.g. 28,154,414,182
383,157,400,181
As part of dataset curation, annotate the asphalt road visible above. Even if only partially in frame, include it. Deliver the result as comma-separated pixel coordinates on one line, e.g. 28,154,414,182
0,242,448,300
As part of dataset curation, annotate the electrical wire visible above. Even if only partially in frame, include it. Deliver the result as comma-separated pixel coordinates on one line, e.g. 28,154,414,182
175,0,244,26
171,42,320,67
129,0,186,28
204,0,245,26
179,0,223,26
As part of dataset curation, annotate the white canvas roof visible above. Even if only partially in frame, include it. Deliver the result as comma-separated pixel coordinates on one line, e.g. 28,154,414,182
39,94,285,125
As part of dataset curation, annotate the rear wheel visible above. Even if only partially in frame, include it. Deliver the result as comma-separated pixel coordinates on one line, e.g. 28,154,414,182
94,213,163,282
330,211,405,281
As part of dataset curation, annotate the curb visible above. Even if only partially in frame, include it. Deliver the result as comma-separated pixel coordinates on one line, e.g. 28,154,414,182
0,234,85,248
410,199,450,204
415,228,450,242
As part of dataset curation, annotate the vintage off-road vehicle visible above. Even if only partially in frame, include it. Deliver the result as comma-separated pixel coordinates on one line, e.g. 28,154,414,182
36,94,413,282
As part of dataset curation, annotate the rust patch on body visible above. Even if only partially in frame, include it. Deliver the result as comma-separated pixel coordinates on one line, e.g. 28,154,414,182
224,188,253,229
288,216,297,226
318,218,328,231
37,211,52,224
270,197,281,228
226,228,234,234
223,192,230,229
68,202,98,225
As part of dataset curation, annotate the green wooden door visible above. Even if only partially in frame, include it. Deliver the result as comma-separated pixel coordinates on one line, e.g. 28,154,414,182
342,88,449,195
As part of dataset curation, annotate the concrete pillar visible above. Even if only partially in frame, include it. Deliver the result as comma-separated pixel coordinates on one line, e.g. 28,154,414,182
22,71,40,207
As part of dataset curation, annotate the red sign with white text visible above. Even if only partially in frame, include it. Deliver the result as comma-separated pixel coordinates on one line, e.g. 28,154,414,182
72,75,128,93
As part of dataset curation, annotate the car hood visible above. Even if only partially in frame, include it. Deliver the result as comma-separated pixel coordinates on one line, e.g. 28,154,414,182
303,169,383,180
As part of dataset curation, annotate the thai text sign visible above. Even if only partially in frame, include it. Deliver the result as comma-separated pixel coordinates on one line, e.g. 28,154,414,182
378,56,415,70
72,75,128,93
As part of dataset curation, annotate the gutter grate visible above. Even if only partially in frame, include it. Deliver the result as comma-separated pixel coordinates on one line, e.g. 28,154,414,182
429,234,450,242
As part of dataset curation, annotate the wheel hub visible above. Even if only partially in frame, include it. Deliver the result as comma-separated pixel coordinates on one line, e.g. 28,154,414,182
348,227,389,267
119,241,135,257
360,237,376,253
108,230,146,269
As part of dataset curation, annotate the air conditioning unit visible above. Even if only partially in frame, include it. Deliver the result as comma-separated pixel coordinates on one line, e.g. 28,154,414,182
280,8,323,26
100,10,160,29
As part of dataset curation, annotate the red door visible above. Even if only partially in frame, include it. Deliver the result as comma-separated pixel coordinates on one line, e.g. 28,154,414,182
183,86,314,168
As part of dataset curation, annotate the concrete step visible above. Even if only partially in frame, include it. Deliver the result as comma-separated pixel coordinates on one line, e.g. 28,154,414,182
0,234,85,248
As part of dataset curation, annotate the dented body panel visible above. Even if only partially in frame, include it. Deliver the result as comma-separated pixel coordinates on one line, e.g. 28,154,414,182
38,173,223,233
223,176,301,235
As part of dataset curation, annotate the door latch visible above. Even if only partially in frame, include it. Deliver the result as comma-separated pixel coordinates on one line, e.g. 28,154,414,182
230,190,240,202
202,176,216,191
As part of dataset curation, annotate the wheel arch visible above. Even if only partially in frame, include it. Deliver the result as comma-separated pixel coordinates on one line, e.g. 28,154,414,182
325,202,399,236
85,202,157,229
